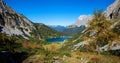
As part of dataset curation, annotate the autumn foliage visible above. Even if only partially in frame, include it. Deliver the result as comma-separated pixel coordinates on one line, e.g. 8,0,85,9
50,44,56,52
22,40,29,48
22,40,42,49
82,10,120,53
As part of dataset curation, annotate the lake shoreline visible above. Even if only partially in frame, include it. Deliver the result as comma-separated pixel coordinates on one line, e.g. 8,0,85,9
46,36,71,43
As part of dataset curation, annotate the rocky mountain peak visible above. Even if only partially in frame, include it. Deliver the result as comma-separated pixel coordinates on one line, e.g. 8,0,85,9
73,15,93,27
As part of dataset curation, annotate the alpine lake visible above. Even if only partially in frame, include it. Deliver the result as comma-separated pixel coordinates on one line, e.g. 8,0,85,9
46,36,71,43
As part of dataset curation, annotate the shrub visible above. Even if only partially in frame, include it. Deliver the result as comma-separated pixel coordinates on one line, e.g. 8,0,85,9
109,49,120,56
60,51,71,57
0,33,17,52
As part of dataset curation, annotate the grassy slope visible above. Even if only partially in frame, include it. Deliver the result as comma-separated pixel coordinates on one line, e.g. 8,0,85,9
22,51,120,63
31,23,65,39
61,26,85,35
63,51,120,63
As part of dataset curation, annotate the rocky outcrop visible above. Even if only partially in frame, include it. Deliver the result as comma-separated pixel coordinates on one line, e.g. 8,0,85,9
105,0,120,19
100,41,120,52
72,40,89,51
0,0,35,39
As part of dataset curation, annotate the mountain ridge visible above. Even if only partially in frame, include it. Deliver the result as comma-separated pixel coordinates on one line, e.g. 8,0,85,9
0,0,64,39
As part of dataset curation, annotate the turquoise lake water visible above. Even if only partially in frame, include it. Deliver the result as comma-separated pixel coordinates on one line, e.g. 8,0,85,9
46,36,71,42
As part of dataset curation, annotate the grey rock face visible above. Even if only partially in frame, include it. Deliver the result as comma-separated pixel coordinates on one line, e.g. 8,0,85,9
0,0,35,39
105,0,120,19
100,41,120,52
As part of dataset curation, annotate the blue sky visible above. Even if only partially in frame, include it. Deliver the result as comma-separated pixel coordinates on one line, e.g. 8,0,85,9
4,0,114,26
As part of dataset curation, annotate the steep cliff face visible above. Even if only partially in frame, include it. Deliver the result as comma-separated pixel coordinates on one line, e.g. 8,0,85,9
105,0,120,32
105,0,120,19
0,0,35,39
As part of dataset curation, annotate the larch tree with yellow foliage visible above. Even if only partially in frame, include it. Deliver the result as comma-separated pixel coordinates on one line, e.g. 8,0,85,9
82,10,120,54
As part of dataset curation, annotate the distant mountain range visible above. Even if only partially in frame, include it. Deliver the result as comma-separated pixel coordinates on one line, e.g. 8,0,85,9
49,25,86,35
61,25,86,35
48,14,92,35
48,25,66,32
48,13,92,35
